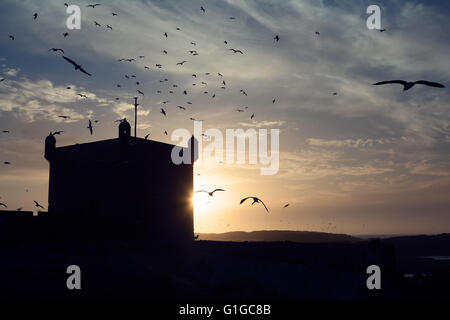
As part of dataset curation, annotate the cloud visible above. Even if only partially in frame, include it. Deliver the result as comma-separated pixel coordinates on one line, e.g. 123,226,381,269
3,67,19,76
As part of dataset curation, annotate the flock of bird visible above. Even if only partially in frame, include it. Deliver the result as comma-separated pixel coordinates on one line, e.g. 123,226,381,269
0,2,446,219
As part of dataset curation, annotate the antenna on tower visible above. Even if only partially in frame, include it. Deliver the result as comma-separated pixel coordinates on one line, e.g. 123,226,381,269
134,97,139,137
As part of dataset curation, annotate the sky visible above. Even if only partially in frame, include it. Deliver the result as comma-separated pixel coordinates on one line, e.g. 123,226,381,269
0,0,449,235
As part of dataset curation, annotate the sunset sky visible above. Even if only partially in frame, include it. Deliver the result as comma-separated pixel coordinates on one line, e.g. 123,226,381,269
0,0,449,235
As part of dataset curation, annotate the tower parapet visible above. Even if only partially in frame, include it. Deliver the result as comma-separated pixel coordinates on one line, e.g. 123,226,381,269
119,118,131,139
44,133,56,161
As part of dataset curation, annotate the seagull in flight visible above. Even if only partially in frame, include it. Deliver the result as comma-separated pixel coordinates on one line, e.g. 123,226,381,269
58,115,70,119
87,120,93,135
62,56,91,76
137,90,144,95
195,189,225,196
229,49,244,54
161,108,166,116
87,4,101,8
34,200,45,210
200,6,205,13
373,80,445,91
9,35,14,40
0,202,7,208
94,21,101,27
177,61,188,65
274,35,280,42
283,203,289,208
48,48,64,54
33,13,38,20
240,196,269,213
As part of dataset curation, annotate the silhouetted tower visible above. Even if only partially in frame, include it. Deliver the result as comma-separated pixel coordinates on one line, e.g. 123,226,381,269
44,132,56,161
134,97,138,138
119,118,131,139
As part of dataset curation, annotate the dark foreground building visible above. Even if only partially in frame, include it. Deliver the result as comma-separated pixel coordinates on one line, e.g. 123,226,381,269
43,119,196,242
1,120,196,243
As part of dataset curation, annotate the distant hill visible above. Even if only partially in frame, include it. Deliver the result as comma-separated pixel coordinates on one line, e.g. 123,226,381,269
382,233,450,256
197,230,361,243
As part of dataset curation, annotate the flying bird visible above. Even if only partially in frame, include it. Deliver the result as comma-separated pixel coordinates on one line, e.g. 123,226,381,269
144,133,150,140
250,113,255,119
0,202,7,208
373,80,445,91
106,25,113,30
33,13,38,20
164,32,168,37
137,90,144,95
177,61,187,65
200,6,205,13
161,108,166,116
177,106,186,110
63,32,69,37
112,13,118,16
49,48,64,54
53,131,64,135
274,35,280,42
283,203,289,208
94,21,101,27
58,115,70,119
195,189,225,196
87,4,101,8
87,120,93,135
240,197,269,213
229,49,244,54
62,56,92,76
34,200,45,210
9,35,14,40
